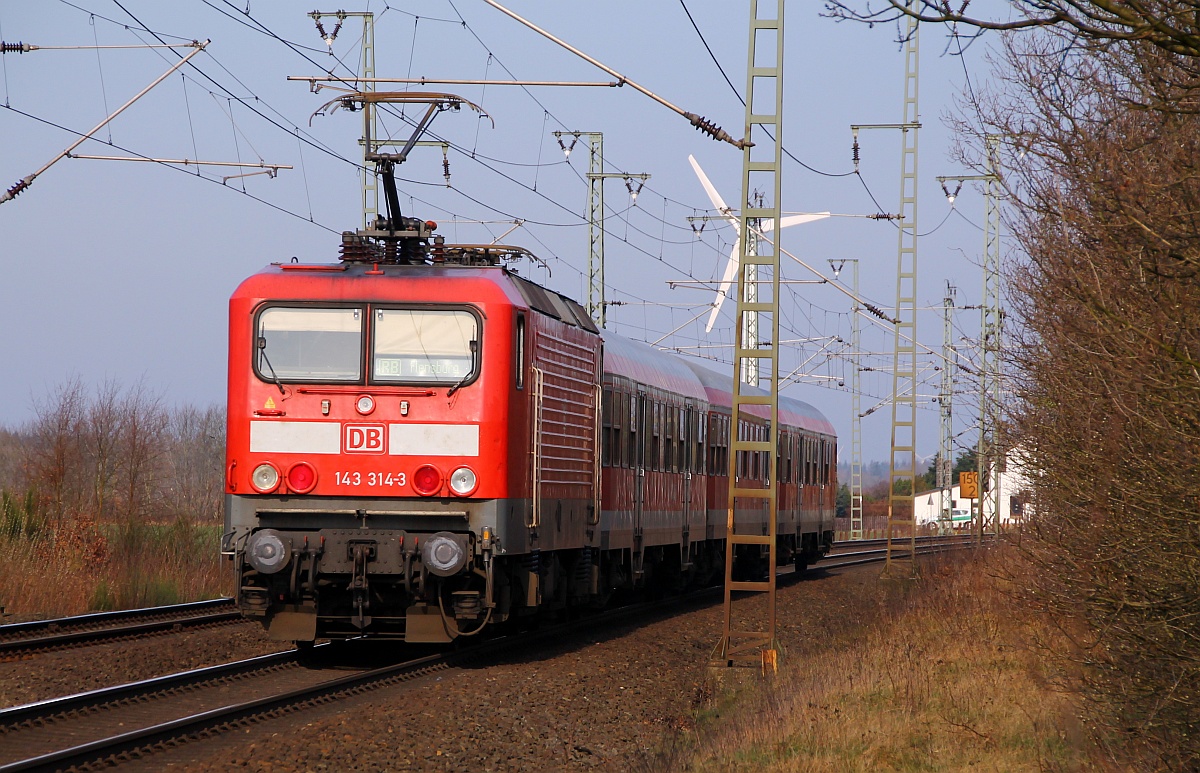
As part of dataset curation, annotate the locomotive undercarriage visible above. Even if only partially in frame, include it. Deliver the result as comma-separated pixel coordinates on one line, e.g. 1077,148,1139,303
226,499,831,643
232,535,734,643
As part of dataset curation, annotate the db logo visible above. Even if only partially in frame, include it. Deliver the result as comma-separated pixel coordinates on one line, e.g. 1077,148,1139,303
344,424,386,454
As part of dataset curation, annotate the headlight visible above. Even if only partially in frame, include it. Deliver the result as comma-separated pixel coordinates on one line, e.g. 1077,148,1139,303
251,463,280,493
247,529,291,574
421,531,467,576
413,464,442,496
449,466,477,496
356,394,375,415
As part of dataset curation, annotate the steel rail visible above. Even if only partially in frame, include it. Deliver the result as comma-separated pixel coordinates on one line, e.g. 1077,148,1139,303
0,599,239,657
0,649,298,730
0,598,235,637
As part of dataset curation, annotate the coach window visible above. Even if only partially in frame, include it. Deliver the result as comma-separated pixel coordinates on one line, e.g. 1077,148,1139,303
256,306,362,382
720,416,730,475
372,308,479,385
514,313,526,390
651,401,662,472
624,393,633,465
680,407,690,474
664,404,675,473
822,439,831,484
601,386,613,466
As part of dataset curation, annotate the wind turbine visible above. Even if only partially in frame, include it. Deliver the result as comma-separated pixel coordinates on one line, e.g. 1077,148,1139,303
688,154,830,333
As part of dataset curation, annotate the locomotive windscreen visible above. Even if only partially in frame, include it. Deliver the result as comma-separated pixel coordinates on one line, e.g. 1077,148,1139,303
372,308,478,383
256,307,362,381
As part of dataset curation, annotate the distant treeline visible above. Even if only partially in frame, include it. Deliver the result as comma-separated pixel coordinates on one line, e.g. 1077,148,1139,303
0,378,224,528
0,378,228,616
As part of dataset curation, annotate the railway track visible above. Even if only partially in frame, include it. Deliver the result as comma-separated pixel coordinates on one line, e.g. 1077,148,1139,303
823,533,987,568
0,599,240,660
0,534,985,771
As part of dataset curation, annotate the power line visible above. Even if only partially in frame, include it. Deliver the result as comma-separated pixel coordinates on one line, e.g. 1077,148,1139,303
0,103,338,231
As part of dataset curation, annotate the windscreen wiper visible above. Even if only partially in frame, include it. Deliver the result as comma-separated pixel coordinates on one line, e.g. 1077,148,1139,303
446,340,479,397
257,337,286,395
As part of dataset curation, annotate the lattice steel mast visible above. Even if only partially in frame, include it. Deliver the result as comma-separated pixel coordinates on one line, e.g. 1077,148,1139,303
837,260,865,540
713,0,784,669
978,135,1002,539
310,10,376,230
552,131,649,328
938,282,956,532
885,5,921,575
936,135,1001,542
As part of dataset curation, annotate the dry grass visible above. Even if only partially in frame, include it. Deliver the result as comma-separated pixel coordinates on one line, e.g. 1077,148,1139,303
670,549,1093,772
0,503,229,619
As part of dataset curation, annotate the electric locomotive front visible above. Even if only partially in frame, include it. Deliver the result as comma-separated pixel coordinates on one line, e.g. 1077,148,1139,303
223,258,530,643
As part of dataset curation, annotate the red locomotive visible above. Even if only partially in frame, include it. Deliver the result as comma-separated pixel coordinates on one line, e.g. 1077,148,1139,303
222,146,836,645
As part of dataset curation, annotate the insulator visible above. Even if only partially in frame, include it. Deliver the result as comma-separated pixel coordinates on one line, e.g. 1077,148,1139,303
5,177,30,199
339,232,381,263
685,112,750,149
442,155,451,186
313,20,326,39
864,302,891,321
2,41,27,53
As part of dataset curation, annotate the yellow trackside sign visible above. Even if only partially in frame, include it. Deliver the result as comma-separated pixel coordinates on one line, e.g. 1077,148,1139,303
960,471,979,499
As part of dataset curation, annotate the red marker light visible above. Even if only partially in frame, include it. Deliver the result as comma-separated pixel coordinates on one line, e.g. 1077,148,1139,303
287,462,317,494
413,464,442,496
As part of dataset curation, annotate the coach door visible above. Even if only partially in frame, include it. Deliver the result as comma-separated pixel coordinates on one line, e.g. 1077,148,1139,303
633,390,647,578
681,402,694,566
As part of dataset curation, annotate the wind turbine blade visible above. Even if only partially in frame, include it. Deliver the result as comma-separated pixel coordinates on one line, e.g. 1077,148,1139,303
705,239,741,333
760,212,832,232
688,154,739,230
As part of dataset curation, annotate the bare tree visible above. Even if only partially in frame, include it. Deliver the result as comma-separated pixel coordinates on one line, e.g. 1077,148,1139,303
26,378,88,520
115,381,168,524
965,27,1200,767
824,1,1200,59
165,404,225,523
83,379,123,523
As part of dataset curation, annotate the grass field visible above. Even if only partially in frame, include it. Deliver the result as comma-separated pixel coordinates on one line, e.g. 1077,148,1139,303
0,490,228,619
661,549,1095,772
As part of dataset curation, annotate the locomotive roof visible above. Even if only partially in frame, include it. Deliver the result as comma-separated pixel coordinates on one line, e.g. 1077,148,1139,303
233,262,518,297
232,263,599,334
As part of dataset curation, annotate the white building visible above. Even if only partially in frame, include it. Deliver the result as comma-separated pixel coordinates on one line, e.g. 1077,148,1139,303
913,452,1032,530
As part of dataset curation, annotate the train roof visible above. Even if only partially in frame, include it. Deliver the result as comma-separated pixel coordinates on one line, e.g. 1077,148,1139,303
681,357,837,437
601,332,836,437
600,332,708,402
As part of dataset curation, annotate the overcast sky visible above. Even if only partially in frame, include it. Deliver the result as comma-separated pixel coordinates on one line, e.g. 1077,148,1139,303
0,0,1011,463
